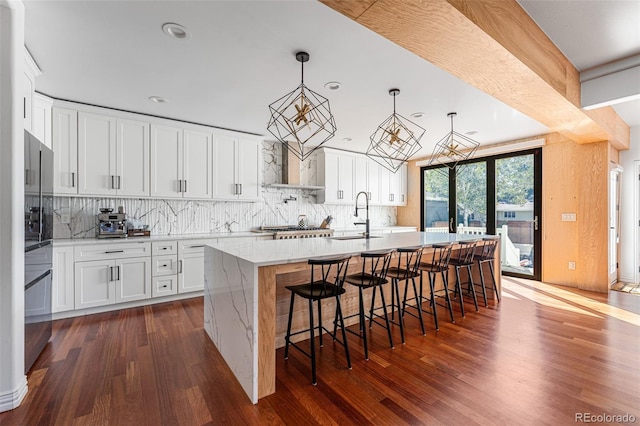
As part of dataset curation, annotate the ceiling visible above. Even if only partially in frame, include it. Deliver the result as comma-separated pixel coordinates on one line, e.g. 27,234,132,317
24,1,639,159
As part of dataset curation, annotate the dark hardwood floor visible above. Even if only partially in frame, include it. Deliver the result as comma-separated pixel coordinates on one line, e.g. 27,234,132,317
2,277,639,425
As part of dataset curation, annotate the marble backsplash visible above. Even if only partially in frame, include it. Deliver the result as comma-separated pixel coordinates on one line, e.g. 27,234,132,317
53,141,396,239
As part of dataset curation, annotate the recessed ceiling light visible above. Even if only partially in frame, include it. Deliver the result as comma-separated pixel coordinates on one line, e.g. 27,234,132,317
465,130,478,135
410,112,425,118
324,81,342,91
148,96,167,103
343,137,352,142
162,23,190,40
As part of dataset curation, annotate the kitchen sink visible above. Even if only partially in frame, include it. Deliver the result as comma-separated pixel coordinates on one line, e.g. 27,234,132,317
328,235,383,240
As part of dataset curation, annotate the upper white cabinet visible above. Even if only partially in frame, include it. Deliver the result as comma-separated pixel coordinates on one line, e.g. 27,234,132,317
380,163,407,206
317,149,355,204
23,48,41,133
78,113,150,197
32,94,53,149
354,156,381,205
212,135,261,201
318,148,407,206
151,125,213,199
52,107,78,195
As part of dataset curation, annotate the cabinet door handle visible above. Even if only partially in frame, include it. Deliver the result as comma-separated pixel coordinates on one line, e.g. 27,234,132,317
239,183,242,195
105,250,124,254
189,245,205,248
117,175,122,190
160,247,168,250
401,194,404,202
178,180,182,193
183,180,187,193
111,175,115,189
109,266,114,282
161,264,168,267
161,284,168,288
178,260,183,274
116,265,120,281
71,172,76,188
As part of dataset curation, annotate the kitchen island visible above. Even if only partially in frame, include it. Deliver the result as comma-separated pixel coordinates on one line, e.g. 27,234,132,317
204,232,500,403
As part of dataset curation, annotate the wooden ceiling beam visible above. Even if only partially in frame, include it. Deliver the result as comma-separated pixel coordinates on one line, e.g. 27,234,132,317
319,0,630,150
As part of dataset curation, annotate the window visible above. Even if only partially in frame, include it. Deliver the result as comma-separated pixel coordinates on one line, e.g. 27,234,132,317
504,211,516,218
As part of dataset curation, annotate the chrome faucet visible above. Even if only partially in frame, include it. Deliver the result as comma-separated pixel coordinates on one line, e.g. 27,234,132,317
354,191,370,239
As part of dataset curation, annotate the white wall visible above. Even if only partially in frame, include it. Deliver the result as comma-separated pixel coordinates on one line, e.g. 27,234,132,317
0,0,28,412
619,126,640,283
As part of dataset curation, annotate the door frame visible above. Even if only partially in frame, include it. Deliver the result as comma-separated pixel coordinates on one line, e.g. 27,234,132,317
420,148,542,281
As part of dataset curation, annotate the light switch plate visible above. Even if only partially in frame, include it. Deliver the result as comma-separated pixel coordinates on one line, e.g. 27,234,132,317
561,213,576,222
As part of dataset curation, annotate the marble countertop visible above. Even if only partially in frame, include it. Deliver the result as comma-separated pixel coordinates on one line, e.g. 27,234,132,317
52,226,417,246
53,231,263,246
208,231,481,267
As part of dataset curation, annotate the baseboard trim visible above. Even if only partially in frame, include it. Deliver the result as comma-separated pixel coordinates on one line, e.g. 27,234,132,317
0,375,28,413
618,275,636,285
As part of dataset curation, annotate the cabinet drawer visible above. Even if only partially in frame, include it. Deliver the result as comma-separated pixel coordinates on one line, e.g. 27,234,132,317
178,239,216,255
152,275,178,297
152,255,178,276
152,240,177,256
74,242,151,262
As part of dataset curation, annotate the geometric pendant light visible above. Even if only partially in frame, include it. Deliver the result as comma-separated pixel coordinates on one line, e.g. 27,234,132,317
366,88,425,173
267,51,337,162
427,112,480,173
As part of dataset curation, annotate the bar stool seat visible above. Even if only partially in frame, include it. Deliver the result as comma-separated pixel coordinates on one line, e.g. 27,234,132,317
416,243,455,330
386,246,426,337
284,254,352,385
342,249,394,361
474,236,500,306
448,239,480,317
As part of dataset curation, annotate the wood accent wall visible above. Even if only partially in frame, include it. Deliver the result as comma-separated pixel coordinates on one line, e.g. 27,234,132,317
542,134,610,292
397,159,421,229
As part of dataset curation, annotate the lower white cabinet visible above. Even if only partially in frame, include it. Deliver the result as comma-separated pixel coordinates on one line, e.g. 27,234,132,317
52,245,75,313
151,241,178,297
178,240,215,293
74,242,151,309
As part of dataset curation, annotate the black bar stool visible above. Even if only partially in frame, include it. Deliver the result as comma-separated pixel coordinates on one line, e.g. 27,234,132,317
474,236,500,306
449,239,480,317
386,246,426,337
342,249,394,361
284,254,352,385
416,243,455,330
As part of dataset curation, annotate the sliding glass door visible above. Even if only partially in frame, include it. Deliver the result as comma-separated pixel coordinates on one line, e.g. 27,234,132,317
421,149,541,280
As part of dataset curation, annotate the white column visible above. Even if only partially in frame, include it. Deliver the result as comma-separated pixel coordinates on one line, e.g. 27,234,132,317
0,0,28,412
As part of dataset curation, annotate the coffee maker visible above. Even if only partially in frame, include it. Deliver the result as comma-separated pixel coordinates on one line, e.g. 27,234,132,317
97,207,127,238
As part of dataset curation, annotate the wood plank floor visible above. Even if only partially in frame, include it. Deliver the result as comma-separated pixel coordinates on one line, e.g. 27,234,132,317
2,277,639,425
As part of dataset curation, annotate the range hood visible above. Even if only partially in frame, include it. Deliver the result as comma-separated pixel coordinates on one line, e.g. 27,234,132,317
265,144,324,190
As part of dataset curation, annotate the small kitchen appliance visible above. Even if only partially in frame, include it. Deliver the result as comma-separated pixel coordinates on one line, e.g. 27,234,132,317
97,207,127,238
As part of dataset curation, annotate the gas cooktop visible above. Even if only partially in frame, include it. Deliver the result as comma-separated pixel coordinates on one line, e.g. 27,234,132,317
260,225,325,232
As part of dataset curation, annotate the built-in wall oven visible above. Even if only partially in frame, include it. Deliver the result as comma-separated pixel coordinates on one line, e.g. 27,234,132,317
24,130,53,374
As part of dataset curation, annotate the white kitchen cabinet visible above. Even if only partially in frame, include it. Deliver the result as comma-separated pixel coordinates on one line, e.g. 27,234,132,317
379,163,407,206
32,94,52,148
75,259,115,309
212,135,261,201
317,149,355,204
74,242,151,309
151,125,212,199
354,156,381,205
52,107,78,194
52,245,74,313
78,113,149,197
389,163,407,206
178,240,216,293
151,241,178,297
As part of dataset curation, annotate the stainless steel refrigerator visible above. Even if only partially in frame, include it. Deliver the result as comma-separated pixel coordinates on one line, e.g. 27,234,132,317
24,130,53,374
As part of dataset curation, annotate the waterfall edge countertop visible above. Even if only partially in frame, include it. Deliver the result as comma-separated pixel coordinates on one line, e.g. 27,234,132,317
208,231,479,266
204,231,500,404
